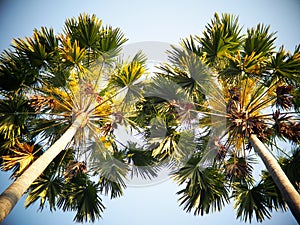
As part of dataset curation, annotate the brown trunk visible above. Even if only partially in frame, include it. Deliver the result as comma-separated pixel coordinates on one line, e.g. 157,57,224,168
0,113,87,223
249,134,300,224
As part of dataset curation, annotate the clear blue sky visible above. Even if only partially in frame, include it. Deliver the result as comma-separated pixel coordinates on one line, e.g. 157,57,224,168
0,0,299,225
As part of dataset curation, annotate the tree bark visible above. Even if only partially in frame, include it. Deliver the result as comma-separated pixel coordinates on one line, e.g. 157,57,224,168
249,134,300,224
0,113,87,223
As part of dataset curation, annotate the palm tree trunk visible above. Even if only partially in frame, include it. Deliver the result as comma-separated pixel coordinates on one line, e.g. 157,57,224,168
249,134,300,223
0,113,88,223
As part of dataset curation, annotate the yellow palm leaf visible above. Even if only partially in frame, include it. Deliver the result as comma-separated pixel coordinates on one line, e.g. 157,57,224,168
2,140,38,176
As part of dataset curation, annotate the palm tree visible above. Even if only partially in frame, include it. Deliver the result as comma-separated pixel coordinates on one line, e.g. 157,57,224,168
138,13,300,223
0,13,158,223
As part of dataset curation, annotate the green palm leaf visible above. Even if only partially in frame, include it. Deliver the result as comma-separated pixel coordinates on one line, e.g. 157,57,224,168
233,182,272,223
0,50,39,92
60,37,87,70
244,24,276,58
157,44,210,103
90,144,128,192
98,175,124,199
112,52,146,88
0,96,33,144
126,142,160,180
64,13,102,49
25,174,64,211
224,154,255,183
279,148,300,190
98,26,128,55
260,170,287,211
64,13,127,61
110,51,147,107
198,13,243,63
58,176,105,223
13,27,58,68
269,45,300,84
173,154,229,215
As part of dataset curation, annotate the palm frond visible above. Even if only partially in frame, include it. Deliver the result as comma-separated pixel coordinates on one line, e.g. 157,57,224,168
0,96,33,144
269,45,300,84
59,36,87,71
260,170,287,211
25,174,64,211
279,147,300,190
57,175,105,223
244,24,276,58
224,154,255,183
99,26,128,56
64,13,102,49
173,154,229,215
12,27,58,68
126,142,160,179
233,182,272,223
0,50,39,92
198,13,243,64
1,140,42,177
90,143,129,190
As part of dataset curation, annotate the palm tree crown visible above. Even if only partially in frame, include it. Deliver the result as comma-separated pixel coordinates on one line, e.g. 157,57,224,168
0,13,159,223
136,13,300,223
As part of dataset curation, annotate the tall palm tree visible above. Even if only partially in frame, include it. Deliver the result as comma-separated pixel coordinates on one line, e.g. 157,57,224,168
137,13,300,223
0,13,158,223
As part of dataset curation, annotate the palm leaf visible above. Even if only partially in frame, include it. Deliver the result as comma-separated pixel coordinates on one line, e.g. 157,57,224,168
0,96,32,144
64,13,102,49
173,154,229,215
110,51,147,108
1,140,42,177
224,154,254,183
90,144,128,189
244,24,276,58
25,174,64,211
98,175,124,199
12,27,58,68
126,142,160,180
198,13,243,63
58,176,105,223
144,75,189,103
112,53,146,88
98,26,128,56
269,45,300,84
60,36,87,70
0,50,39,92
233,182,272,223
260,170,287,211
279,148,300,190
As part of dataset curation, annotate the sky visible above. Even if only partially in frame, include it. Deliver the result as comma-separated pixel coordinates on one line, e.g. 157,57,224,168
0,0,299,225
